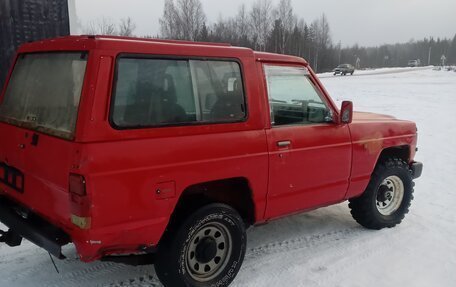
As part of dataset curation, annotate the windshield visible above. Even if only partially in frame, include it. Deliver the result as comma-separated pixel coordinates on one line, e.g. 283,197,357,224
0,52,87,139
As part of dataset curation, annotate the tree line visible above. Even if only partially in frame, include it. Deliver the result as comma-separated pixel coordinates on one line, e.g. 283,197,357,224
86,0,456,72
159,0,456,72
83,17,136,37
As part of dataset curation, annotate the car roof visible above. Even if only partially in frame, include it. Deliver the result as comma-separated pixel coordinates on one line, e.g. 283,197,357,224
18,35,307,65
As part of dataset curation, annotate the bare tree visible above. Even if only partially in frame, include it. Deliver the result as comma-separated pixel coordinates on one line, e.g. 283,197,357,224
119,17,136,36
315,14,331,50
310,14,331,71
160,0,180,39
273,0,296,53
180,0,206,40
84,17,117,35
235,4,250,43
159,0,207,41
250,0,273,51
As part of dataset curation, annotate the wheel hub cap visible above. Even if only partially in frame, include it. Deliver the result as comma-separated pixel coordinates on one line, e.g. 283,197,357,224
185,222,232,282
376,175,405,216
195,237,217,263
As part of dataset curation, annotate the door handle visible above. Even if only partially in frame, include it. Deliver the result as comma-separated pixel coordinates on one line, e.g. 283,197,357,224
277,140,291,147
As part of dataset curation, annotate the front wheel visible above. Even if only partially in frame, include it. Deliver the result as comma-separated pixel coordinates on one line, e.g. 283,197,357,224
155,203,247,287
349,158,414,230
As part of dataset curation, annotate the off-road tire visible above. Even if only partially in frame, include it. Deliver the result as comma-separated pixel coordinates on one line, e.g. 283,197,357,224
349,158,414,230
155,203,246,287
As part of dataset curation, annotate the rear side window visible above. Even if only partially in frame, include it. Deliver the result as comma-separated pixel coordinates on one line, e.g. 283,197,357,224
111,57,246,128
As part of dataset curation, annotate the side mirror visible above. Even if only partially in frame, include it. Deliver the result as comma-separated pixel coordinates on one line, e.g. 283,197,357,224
340,101,353,124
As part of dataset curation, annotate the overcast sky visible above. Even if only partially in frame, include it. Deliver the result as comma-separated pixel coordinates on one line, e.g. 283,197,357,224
71,0,456,47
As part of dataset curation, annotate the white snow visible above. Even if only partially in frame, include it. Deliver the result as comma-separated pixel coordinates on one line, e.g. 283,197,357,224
1,68,456,287
318,66,434,78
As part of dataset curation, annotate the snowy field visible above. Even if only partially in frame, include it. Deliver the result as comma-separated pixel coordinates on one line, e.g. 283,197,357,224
1,67,456,287
317,66,434,78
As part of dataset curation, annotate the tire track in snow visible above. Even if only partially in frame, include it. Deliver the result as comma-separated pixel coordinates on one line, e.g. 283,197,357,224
83,227,363,287
42,262,129,287
102,274,162,287
244,227,363,261
234,225,414,287
0,257,116,286
310,224,414,287
0,224,410,287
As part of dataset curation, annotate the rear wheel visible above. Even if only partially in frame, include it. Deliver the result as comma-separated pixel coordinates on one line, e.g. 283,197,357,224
155,203,246,287
348,158,414,229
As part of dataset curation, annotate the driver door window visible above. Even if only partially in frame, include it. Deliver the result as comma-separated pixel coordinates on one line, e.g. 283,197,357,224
264,65,332,126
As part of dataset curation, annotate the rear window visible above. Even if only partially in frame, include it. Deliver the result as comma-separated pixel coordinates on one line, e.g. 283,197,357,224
111,57,246,128
0,52,87,139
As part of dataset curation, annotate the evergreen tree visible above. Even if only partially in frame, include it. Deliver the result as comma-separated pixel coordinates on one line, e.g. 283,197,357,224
449,34,456,64
198,23,209,42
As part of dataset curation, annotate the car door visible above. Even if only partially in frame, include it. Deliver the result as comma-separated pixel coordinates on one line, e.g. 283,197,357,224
263,64,352,219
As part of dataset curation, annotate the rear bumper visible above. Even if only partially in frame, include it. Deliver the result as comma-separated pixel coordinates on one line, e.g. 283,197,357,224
0,196,70,259
410,161,423,179
0,191,163,262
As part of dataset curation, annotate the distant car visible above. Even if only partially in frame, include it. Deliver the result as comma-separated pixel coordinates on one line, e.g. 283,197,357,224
333,64,355,75
408,60,420,67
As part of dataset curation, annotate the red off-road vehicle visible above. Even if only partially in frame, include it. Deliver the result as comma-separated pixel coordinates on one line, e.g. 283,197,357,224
0,36,422,287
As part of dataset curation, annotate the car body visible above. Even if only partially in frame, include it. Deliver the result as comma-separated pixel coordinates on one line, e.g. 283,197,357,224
0,36,422,286
408,59,421,67
333,64,355,75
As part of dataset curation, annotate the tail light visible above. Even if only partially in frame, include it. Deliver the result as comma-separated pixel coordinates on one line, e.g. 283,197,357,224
69,174,91,229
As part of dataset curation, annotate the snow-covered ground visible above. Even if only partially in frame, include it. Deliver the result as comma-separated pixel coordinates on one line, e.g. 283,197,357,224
318,66,433,78
1,68,456,287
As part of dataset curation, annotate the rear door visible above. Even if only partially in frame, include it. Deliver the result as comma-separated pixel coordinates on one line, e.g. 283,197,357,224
263,64,352,219
0,52,88,222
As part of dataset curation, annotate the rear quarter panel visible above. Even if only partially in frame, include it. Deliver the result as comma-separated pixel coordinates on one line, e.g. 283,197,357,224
71,47,269,259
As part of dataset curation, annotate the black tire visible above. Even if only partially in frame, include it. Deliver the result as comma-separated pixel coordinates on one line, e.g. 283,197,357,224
348,158,414,230
351,71,354,75
155,203,247,287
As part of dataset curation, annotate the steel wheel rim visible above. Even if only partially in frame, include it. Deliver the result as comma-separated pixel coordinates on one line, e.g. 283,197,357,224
376,175,404,215
185,222,232,282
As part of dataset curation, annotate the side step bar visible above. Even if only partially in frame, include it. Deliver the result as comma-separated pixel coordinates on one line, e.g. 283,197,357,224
0,196,70,259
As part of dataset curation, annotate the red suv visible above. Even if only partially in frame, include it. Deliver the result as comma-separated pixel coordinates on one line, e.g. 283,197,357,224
0,36,422,287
